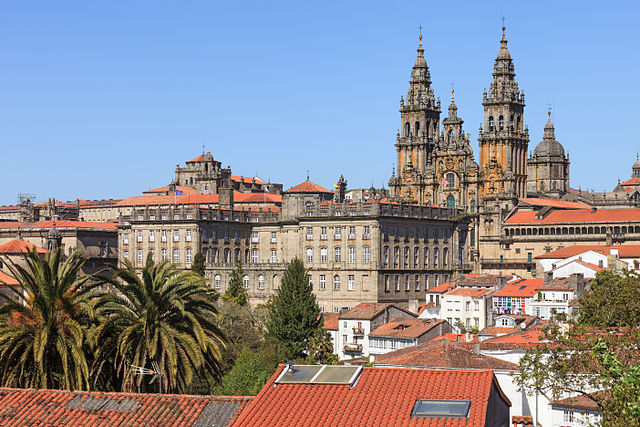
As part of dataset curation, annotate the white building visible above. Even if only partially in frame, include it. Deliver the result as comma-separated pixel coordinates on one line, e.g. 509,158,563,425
368,318,452,356
536,245,640,273
551,258,603,280
550,393,602,427
492,278,544,316
529,276,584,320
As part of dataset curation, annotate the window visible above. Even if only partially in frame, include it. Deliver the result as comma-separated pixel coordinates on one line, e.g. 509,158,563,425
474,317,479,327
123,233,129,244
443,247,449,266
334,307,340,313
250,248,258,264
306,247,313,263
394,247,399,266
333,275,340,290
161,248,167,261
348,246,355,263
403,247,409,266
320,227,327,240
563,410,574,422
383,246,389,265
271,231,277,243
348,275,355,291
363,226,370,239
173,230,179,242
201,230,207,241
136,249,142,263
270,249,277,263
186,230,191,242
433,248,439,267
488,116,494,131
446,173,455,188
363,246,370,263
211,248,217,263
470,199,476,213
414,247,419,267
137,231,143,243
214,274,221,289
123,250,129,259
334,247,342,262
251,231,259,242
320,247,327,262
173,248,179,263
149,230,155,242
186,248,192,263
394,275,400,292
224,231,229,243
498,115,504,130
424,274,429,289
319,274,326,290
258,275,264,290
306,227,313,240
446,195,455,209
415,274,420,291
424,247,429,267
474,301,479,311
243,274,249,289
348,226,356,239
334,227,342,239
466,301,471,311
161,230,167,242
233,248,240,263
434,275,439,287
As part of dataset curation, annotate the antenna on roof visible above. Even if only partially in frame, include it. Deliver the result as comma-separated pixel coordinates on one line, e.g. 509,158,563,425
131,361,164,393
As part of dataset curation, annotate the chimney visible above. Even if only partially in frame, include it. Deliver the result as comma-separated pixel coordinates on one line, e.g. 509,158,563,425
569,273,585,297
473,342,480,356
544,271,553,284
408,298,418,314
496,273,507,290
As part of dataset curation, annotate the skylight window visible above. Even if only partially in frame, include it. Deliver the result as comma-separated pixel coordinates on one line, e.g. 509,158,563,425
411,399,471,418
275,365,362,385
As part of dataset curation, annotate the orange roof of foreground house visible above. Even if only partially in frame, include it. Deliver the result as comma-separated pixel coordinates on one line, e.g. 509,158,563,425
232,366,510,426
370,318,445,339
538,278,572,291
505,208,640,224
481,330,544,344
518,198,591,210
535,244,640,259
445,287,493,297
551,390,607,412
0,271,19,286
285,180,332,194
374,337,519,370
0,388,251,426
0,239,46,254
321,312,339,331
0,221,117,231
493,279,543,298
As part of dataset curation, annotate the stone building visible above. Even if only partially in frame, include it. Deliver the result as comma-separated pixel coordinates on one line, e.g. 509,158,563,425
526,113,570,197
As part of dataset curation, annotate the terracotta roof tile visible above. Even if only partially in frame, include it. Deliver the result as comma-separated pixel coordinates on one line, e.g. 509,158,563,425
620,177,640,186
505,208,640,224
493,279,543,297
369,318,445,339
0,388,251,426
0,271,19,286
321,313,339,331
481,330,544,344
535,244,640,259
231,176,267,185
446,287,493,297
538,278,572,291
285,180,332,194
186,154,206,163
551,391,607,411
518,198,591,209
231,365,510,426
142,185,196,195
0,240,46,254
375,337,519,370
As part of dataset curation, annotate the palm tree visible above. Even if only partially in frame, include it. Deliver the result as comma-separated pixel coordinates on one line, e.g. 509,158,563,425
93,255,226,393
0,248,97,390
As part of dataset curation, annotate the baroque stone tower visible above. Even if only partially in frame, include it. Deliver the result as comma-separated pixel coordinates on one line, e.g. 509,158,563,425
388,32,441,203
478,26,529,201
526,112,570,197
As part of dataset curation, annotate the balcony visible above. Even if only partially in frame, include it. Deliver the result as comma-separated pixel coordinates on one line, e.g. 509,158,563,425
352,327,365,336
344,343,363,352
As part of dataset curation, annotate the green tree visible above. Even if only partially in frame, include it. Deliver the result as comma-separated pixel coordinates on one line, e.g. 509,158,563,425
306,328,338,365
93,255,226,393
191,251,206,277
516,270,640,426
0,248,97,390
266,258,321,360
222,262,248,306
216,300,268,371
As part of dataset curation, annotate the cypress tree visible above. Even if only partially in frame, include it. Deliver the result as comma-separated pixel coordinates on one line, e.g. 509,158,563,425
266,258,321,360
222,262,248,306
191,251,206,277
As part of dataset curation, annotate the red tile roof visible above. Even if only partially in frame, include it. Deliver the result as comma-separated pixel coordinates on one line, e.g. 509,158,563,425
518,198,591,210
620,177,640,186
321,312,339,331
374,337,519,370
285,180,332,194
436,333,468,343
0,221,117,231
370,318,445,339
339,303,416,320
535,244,640,259
445,287,493,297
232,365,510,426
493,279,543,298
0,271,19,286
538,278,572,291
119,191,281,208
551,391,605,411
34,200,77,208
481,330,544,344
0,388,251,426
142,185,196,195
186,154,206,163
505,208,640,224
231,175,267,185
0,240,47,254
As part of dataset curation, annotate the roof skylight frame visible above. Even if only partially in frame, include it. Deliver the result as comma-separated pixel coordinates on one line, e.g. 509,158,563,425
410,399,471,419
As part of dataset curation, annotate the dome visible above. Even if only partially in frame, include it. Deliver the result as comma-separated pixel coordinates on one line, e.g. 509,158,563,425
533,116,565,158
633,158,640,170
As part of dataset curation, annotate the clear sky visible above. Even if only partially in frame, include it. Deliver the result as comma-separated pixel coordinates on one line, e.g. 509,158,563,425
1,1,638,205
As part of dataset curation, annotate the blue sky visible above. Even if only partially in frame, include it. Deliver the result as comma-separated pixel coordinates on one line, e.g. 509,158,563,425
1,1,638,205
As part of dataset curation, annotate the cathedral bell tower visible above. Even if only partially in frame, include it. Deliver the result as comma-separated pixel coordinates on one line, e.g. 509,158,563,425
389,32,441,204
478,25,529,201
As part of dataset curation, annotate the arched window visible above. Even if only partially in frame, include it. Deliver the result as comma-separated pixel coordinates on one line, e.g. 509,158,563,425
214,274,221,289
234,248,240,263
415,121,420,135
404,122,410,136
172,248,179,263
306,247,313,263
383,246,389,266
424,247,430,267
448,129,454,139
470,199,476,213
488,116,494,131
433,248,439,267
446,195,455,209
273,274,280,290
432,123,437,137
443,247,449,266
498,115,504,130
517,115,521,130
333,275,340,290
258,274,265,290
243,274,249,289
185,247,192,263
223,248,230,263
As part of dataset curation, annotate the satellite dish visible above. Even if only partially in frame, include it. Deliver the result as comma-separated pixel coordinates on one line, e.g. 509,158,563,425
520,322,526,330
